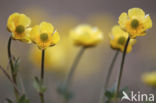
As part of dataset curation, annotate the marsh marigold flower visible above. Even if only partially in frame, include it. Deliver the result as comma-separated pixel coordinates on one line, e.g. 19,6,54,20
118,8,152,38
30,22,60,49
142,71,156,87
110,26,136,53
70,24,103,47
7,12,32,43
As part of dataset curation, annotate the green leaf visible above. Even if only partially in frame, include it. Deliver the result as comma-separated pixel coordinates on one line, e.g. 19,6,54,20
18,95,29,103
57,83,74,101
119,86,130,98
33,77,47,93
13,57,20,74
6,98,14,103
105,90,113,98
57,83,67,94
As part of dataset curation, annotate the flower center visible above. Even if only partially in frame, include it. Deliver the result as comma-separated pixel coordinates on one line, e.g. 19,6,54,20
40,33,48,42
118,36,126,45
131,19,139,29
15,25,25,34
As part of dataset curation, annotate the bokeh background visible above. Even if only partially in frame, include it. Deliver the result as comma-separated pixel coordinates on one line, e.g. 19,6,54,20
0,0,156,103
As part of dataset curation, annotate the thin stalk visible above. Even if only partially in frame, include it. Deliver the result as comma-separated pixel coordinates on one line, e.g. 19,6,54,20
65,47,85,88
41,50,45,80
62,47,86,102
99,50,119,103
114,36,130,102
7,36,19,100
40,50,45,103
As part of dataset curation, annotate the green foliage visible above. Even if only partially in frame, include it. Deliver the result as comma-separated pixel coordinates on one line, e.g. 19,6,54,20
104,86,130,103
6,98,14,103
18,95,29,103
57,83,74,101
33,77,47,93
12,56,20,75
6,95,29,103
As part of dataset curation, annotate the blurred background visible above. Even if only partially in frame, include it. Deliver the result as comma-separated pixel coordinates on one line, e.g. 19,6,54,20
0,0,156,103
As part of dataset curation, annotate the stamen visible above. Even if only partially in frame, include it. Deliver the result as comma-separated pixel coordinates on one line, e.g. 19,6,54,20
118,36,126,45
40,33,48,42
131,19,139,29
15,25,25,34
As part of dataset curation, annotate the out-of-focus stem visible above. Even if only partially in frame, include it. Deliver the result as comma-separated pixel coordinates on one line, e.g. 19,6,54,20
99,50,119,103
63,47,86,102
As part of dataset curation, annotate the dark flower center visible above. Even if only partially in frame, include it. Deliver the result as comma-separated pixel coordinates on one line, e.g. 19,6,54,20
40,33,48,42
15,25,25,34
118,36,126,45
131,19,139,29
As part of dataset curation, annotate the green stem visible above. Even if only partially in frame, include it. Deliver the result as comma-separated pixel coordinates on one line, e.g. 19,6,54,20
114,36,130,102
7,36,19,101
40,93,44,103
63,47,86,102
40,50,45,103
99,50,119,103
41,50,45,80
65,47,85,88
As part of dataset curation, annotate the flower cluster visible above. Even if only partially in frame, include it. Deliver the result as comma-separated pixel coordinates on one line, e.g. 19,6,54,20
110,26,136,53
4,7,153,103
7,12,60,49
110,8,152,53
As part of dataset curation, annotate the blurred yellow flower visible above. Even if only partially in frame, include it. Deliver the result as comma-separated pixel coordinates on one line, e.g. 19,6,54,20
70,24,103,47
142,71,156,87
110,26,136,53
30,46,66,72
118,8,152,38
30,22,60,49
7,12,32,43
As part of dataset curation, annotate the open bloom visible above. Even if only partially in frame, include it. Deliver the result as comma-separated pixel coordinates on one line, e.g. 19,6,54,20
118,8,152,38
142,71,156,87
7,12,32,43
30,22,60,49
70,24,103,47
110,26,136,53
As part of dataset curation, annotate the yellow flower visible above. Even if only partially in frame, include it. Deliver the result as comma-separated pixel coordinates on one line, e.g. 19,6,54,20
118,8,152,38
30,22,60,49
142,71,156,87
110,26,136,53
7,12,32,43
70,24,103,47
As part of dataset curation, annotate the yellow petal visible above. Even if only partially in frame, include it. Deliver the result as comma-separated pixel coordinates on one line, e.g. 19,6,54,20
128,8,145,18
20,28,32,43
40,22,54,34
7,12,20,31
144,15,152,29
18,14,31,27
51,30,60,45
30,25,40,41
111,25,128,38
118,12,128,28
